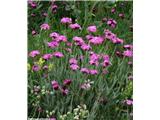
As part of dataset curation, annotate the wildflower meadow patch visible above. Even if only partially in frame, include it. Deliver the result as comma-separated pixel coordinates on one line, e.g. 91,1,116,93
28,0,133,120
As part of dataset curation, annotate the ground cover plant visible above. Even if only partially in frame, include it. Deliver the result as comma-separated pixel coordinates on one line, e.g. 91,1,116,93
28,0,133,120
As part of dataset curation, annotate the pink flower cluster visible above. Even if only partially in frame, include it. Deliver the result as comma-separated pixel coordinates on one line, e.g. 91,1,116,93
42,52,63,60
89,52,100,66
69,23,81,30
61,17,72,24
28,0,37,8
69,58,79,71
123,99,133,106
48,32,67,48
61,17,81,30
104,29,124,44
80,68,98,75
51,79,72,96
29,50,40,57
107,19,117,28
40,23,50,30
73,36,91,51
87,25,97,33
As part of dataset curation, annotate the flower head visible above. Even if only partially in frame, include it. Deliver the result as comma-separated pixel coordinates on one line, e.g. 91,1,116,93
87,25,97,33
40,23,50,30
42,54,52,60
51,80,59,90
69,23,81,30
70,64,79,71
60,17,72,24
53,52,64,58
29,50,40,57
32,65,40,72
123,50,133,57
69,58,78,65
63,79,72,86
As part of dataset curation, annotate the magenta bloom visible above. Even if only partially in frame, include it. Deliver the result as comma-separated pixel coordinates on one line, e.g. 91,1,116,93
111,8,116,13
53,52,64,58
89,36,104,45
107,19,117,28
124,44,133,50
86,34,94,40
61,88,69,96
73,36,84,46
63,79,72,85
51,80,59,90
29,50,40,57
32,30,37,36
57,35,67,42
81,44,91,51
123,50,133,57
69,23,81,30
80,68,89,74
69,58,78,65
49,32,59,38
89,52,100,66
124,99,133,106
119,13,124,18
28,0,37,8
47,41,59,48
87,25,97,33
60,17,72,24
32,65,40,72
40,23,50,30
89,69,98,75
70,64,79,71
42,54,52,60
102,55,110,67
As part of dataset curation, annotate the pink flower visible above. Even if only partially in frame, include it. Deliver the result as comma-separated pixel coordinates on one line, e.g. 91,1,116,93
123,50,133,57
61,88,69,96
60,17,72,24
29,50,40,57
66,42,72,47
40,23,50,30
73,36,84,46
32,30,37,36
70,64,79,71
124,44,133,50
81,44,91,51
53,52,64,58
69,23,81,30
49,32,59,38
119,13,124,18
69,58,78,65
111,7,116,13
28,0,37,8
87,25,97,33
124,99,133,106
89,52,100,66
57,35,67,42
107,19,117,28
86,34,94,40
32,65,40,71
51,80,59,90
42,54,52,60
89,36,104,45
47,41,59,48
63,79,72,85
89,69,98,75
80,68,89,74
